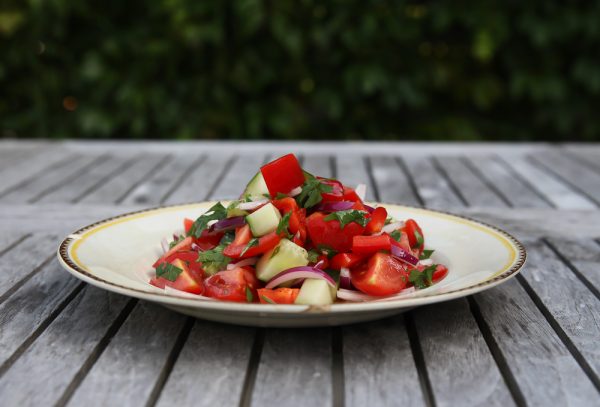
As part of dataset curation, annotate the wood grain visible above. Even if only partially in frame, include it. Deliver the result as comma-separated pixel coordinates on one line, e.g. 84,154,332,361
546,237,600,293
335,154,376,200
368,155,421,206
403,155,464,209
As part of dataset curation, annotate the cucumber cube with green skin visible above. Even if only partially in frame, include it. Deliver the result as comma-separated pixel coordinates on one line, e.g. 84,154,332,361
226,201,249,217
246,203,281,237
295,279,335,305
256,238,308,282
243,172,269,200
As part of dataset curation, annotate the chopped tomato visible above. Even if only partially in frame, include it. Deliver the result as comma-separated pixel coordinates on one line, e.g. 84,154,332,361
389,230,412,254
365,207,387,234
272,197,307,243
260,154,305,196
152,236,193,268
330,252,367,270
342,187,362,203
433,264,448,283
404,219,424,254
156,251,204,281
232,224,252,246
195,230,224,251
257,288,300,304
306,211,366,252
317,177,345,202
223,231,281,259
150,258,203,294
350,253,409,296
183,218,194,234
204,267,260,302
352,234,391,255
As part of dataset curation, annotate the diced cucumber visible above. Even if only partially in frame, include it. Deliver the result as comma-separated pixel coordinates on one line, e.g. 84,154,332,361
295,279,335,305
226,200,249,217
243,171,269,200
256,238,308,282
246,203,281,237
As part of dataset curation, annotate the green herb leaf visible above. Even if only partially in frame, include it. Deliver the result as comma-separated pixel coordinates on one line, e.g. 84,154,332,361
419,249,434,260
408,264,436,289
384,217,394,225
197,245,232,275
189,202,227,238
295,174,334,208
155,263,183,282
413,230,424,248
317,244,338,258
276,212,292,237
274,192,288,200
245,287,254,302
241,238,259,256
307,249,320,263
261,295,276,304
389,230,402,242
169,234,186,249
324,210,370,229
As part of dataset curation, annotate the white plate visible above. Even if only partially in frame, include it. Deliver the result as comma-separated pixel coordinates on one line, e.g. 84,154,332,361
58,202,526,327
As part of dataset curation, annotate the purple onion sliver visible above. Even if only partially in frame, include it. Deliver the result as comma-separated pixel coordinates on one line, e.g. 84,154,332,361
364,205,375,214
210,216,246,232
339,267,353,289
265,266,336,289
316,201,355,212
390,245,419,266
191,243,201,252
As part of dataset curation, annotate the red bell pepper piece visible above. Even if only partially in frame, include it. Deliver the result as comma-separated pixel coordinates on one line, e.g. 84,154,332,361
352,234,392,255
260,154,305,196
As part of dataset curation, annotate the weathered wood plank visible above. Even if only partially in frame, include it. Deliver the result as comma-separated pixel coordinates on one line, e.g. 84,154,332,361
0,232,26,257
546,237,600,292
402,155,465,209
0,147,71,196
520,239,600,379
0,261,81,368
155,321,255,407
414,299,515,407
498,155,596,209
0,154,102,204
473,278,599,406
164,154,233,204
343,316,426,407
335,155,376,201
211,155,267,200
302,155,334,178
467,155,550,208
434,156,508,207
368,155,421,206
0,234,58,301
79,154,168,204
530,151,600,205
0,287,131,406
67,302,186,407
37,155,133,204
251,329,333,407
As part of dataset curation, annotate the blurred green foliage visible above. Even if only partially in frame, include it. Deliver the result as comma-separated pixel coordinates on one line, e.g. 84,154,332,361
1,1,600,141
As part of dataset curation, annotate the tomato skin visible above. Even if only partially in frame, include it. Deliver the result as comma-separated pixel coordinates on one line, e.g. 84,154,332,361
404,219,424,254
365,207,387,234
272,197,307,244
203,267,260,302
351,253,409,296
184,218,194,234
352,235,392,255
342,187,362,203
257,288,300,304
232,225,252,246
317,177,345,202
261,154,305,196
432,264,448,283
330,252,367,270
152,236,193,268
195,230,224,251
223,231,281,259
389,230,412,254
306,212,366,253
150,258,203,294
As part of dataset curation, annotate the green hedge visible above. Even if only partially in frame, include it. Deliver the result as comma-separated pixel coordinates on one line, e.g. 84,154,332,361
2,1,600,141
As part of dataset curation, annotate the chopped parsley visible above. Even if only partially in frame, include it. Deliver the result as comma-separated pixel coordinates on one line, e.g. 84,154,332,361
324,210,370,229
276,212,292,237
307,249,321,263
413,230,424,248
389,230,402,242
317,244,338,258
274,192,289,200
419,249,434,260
261,295,276,304
295,174,333,208
384,217,394,225
155,262,183,282
241,238,259,256
245,287,254,302
189,202,227,238
408,264,436,289
197,244,232,275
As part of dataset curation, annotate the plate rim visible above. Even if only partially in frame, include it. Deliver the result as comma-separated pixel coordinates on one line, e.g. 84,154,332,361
57,202,527,313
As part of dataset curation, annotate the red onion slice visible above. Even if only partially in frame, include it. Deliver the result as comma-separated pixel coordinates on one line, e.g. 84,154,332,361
160,238,169,254
227,257,259,270
210,216,246,232
390,244,419,266
316,201,355,212
337,286,416,302
364,205,375,214
288,186,302,197
314,259,326,269
266,266,336,289
339,267,352,289
237,199,269,211
380,221,405,234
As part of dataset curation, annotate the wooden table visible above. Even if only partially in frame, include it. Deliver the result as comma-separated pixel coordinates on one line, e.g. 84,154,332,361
0,140,599,407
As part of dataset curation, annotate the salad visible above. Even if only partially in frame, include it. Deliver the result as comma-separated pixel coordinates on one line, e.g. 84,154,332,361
150,153,448,305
